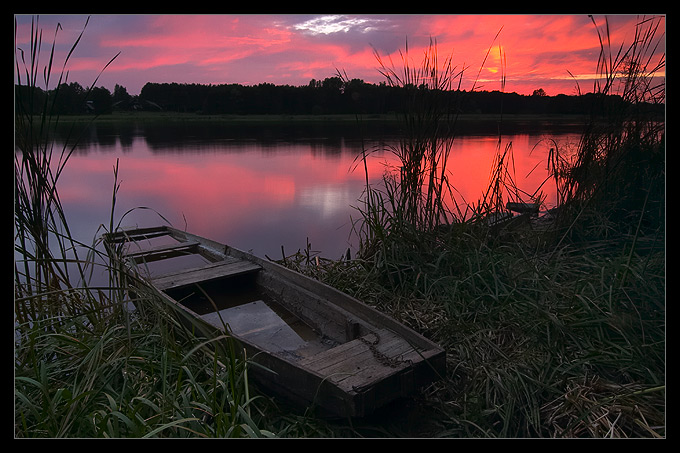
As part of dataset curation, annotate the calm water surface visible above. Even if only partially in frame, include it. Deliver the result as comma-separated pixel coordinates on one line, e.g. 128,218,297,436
56,120,583,260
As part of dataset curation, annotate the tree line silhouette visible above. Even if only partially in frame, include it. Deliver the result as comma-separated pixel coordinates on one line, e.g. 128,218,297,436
16,76,663,117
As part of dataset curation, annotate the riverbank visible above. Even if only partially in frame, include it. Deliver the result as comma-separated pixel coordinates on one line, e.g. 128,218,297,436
56,111,591,125
54,111,592,142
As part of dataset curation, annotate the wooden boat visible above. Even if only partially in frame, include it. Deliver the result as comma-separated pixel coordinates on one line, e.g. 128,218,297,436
104,225,446,418
506,201,540,214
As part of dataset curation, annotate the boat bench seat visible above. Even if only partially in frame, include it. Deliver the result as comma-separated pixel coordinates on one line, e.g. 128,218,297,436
124,240,200,259
151,257,262,291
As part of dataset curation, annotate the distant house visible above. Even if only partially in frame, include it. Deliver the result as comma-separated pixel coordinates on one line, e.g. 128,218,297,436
113,96,163,111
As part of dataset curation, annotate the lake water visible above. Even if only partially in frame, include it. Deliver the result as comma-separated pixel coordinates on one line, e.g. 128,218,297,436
54,118,583,260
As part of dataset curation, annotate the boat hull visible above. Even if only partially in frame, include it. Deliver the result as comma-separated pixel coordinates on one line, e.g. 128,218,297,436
105,226,446,417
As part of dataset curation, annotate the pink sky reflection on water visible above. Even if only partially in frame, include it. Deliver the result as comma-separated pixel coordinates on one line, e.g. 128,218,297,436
57,131,578,258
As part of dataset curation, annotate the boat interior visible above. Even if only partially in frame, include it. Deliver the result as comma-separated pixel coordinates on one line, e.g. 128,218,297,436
110,227,372,360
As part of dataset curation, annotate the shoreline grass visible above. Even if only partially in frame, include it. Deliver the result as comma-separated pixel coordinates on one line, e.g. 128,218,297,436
278,216,665,437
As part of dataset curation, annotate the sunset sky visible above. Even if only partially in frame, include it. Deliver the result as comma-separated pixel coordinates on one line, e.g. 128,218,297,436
14,14,665,97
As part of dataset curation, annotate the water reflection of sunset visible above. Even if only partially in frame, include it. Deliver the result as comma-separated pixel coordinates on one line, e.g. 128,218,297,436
56,128,580,258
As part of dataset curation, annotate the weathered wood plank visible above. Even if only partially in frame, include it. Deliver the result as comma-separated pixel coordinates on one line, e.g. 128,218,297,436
299,337,372,370
335,348,422,391
149,256,238,278
230,247,437,350
257,271,372,344
298,328,423,404
152,259,262,291
301,329,412,378
125,240,200,259
107,225,171,243
506,201,539,214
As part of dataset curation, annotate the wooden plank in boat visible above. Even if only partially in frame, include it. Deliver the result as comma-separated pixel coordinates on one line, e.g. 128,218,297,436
300,329,417,385
107,225,171,242
125,240,200,259
151,259,262,291
307,329,426,407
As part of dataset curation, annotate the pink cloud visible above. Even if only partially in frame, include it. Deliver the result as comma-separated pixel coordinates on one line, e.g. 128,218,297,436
14,14,664,96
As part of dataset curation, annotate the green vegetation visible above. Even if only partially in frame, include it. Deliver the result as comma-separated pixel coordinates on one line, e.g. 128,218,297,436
15,16,664,438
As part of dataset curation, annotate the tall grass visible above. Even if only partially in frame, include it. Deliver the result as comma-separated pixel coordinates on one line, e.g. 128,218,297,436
552,15,665,241
15,16,96,325
15,16,272,438
350,39,463,259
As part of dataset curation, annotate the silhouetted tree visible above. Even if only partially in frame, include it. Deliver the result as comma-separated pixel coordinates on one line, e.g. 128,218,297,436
113,84,132,107
15,78,663,117
88,86,113,114
52,82,86,114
